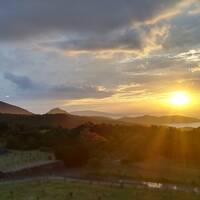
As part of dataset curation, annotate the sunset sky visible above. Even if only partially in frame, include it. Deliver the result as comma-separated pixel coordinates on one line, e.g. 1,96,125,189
1,0,200,116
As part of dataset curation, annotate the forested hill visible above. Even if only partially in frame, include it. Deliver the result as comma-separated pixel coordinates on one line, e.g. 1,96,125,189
0,113,118,129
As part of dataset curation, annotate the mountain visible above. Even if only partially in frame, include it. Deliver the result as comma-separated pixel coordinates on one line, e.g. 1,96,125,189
70,110,121,118
119,115,200,125
0,101,32,115
47,108,68,115
0,113,119,129
1,101,199,128
0,103,119,128
0,110,199,129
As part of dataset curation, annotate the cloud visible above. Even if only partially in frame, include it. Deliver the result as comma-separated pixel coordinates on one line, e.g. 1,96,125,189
188,3,200,15
40,24,170,58
173,49,200,62
0,0,195,58
0,0,192,41
4,72,39,90
46,29,142,51
4,72,112,100
1,0,200,114
163,11,200,52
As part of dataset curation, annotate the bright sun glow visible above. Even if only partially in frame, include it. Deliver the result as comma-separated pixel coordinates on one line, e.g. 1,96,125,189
170,91,190,106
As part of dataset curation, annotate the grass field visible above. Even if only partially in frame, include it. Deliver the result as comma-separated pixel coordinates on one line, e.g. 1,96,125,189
0,179,199,200
87,157,200,186
0,150,54,172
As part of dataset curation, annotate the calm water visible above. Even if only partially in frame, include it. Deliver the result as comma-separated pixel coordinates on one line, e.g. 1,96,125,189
167,122,200,128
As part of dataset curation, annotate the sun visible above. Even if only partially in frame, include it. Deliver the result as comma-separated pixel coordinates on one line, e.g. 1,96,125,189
170,91,190,106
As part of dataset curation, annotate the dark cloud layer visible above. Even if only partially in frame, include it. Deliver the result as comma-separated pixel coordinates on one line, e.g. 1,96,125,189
4,72,112,100
45,28,142,51
0,0,188,40
4,72,39,90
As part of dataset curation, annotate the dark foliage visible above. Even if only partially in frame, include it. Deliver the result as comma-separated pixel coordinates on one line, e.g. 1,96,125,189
1,115,200,168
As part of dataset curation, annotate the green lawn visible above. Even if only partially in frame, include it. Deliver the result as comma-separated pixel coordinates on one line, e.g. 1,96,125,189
0,150,54,172
0,180,199,200
86,157,200,186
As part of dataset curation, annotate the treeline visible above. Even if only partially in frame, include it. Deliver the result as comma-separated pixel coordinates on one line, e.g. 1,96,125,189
1,121,200,168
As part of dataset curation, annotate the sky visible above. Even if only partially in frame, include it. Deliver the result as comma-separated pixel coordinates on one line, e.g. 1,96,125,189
1,0,200,116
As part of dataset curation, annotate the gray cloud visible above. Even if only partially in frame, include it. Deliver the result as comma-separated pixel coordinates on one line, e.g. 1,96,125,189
4,72,112,100
0,0,190,41
163,12,200,51
49,85,112,99
46,28,142,51
4,72,39,90
40,23,171,56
